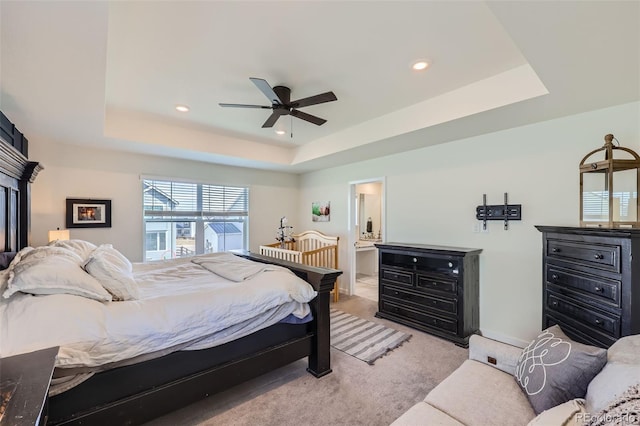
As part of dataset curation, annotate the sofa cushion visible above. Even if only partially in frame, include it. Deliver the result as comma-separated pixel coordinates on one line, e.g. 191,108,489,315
425,359,536,426
585,334,640,414
526,399,586,426
390,401,464,426
515,325,607,414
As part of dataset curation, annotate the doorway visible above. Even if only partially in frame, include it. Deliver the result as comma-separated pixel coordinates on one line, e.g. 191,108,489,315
348,178,385,301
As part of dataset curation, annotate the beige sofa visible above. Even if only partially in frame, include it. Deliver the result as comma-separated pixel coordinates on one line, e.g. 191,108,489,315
391,334,640,426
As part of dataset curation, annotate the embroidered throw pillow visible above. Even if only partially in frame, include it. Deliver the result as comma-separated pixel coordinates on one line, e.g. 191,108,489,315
515,325,607,414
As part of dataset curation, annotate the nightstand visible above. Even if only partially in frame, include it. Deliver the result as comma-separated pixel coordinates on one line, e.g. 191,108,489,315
1,346,58,426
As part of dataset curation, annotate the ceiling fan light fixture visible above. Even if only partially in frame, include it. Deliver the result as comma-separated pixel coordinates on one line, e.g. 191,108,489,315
175,104,190,112
412,60,430,71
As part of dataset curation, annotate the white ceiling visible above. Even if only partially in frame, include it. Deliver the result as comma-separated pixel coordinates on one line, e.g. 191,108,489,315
1,1,638,173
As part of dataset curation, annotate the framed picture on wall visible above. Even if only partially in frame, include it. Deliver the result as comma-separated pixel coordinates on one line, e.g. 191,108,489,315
312,201,330,222
66,198,112,228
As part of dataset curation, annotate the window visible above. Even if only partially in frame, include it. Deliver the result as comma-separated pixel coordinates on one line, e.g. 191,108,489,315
143,179,249,261
146,231,167,251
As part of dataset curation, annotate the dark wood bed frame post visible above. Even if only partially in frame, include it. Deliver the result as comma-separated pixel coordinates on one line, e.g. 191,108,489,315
305,271,337,377
232,251,341,377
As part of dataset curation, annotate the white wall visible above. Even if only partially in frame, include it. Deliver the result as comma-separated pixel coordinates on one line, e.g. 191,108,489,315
30,139,300,262
298,101,640,346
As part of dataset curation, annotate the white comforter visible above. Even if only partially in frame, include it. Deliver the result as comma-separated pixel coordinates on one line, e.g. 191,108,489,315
0,255,317,369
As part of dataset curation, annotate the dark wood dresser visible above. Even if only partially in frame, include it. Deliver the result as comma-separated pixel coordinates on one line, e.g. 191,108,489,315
536,226,640,348
374,243,482,347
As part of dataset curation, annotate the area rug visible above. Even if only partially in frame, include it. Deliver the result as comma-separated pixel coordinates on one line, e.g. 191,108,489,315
330,309,411,365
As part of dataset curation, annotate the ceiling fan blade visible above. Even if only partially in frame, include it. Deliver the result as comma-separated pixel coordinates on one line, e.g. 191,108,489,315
250,78,283,105
291,91,337,108
290,109,327,126
219,103,272,109
262,110,287,128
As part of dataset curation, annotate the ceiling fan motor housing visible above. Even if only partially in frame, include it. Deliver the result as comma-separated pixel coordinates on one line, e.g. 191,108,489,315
272,86,291,105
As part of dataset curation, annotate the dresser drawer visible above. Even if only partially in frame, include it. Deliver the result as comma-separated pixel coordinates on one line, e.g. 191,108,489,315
547,239,620,272
416,273,457,295
546,266,620,307
545,314,617,348
380,268,413,286
381,301,457,333
546,293,620,337
382,286,457,315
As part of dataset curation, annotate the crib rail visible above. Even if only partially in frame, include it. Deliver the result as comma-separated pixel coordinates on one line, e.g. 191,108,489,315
259,245,302,263
259,230,340,302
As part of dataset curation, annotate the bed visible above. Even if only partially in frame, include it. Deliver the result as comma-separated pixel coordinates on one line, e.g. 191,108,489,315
0,113,341,425
260,230,340,302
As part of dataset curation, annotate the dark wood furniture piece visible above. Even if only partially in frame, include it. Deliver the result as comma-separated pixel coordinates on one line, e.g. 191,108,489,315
536,226,640,348
0,112,342,425
375,243,482,347
0,347,59,426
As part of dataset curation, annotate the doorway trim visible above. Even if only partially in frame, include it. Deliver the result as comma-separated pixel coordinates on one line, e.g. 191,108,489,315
347,177,386,297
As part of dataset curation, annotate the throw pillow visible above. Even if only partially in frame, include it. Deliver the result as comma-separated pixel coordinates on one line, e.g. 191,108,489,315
2,246,112,302
84,244,139,301
527,398,587,426
587,384,640,426
49,239,97,261
515,325,607,414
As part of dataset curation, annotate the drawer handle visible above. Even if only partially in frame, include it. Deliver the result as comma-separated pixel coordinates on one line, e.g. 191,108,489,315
551,274,559,281
413,257,418,263
431,300,438,305
594,286,604,293
595,318,603,326
393,291,399,296
594,253,604,260
552,247,560,253
551,301,558,307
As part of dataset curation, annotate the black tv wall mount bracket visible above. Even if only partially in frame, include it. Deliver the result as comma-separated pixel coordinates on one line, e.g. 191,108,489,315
475,193,521,230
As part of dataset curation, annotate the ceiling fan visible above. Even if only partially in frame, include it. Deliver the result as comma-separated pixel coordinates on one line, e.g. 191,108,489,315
219,78,337,128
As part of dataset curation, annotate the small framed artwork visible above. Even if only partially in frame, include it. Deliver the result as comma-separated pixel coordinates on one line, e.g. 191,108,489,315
312,201,330,222
66,198,112,228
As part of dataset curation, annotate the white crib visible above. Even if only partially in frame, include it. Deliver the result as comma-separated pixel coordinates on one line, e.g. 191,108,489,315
260,230,340,302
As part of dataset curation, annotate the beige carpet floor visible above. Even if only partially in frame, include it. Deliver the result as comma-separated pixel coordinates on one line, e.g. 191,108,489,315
146,295,468,426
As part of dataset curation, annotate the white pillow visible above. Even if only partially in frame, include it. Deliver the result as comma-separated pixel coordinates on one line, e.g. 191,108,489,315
527,399,587,426
0,269,9,295
2,245,112,302
84,244,139,301
49,239,97,261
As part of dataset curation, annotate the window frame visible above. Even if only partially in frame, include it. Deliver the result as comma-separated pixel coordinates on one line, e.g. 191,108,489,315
141,177,249,261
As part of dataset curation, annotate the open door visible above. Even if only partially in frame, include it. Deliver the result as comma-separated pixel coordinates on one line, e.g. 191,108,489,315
347,178,385,300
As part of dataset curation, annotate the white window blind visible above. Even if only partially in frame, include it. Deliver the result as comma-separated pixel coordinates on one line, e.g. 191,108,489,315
142,179,249,260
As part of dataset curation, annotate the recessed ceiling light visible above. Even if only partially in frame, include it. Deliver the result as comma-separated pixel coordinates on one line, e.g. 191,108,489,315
412,61,429,71
175,105,190,112
275,130,286,135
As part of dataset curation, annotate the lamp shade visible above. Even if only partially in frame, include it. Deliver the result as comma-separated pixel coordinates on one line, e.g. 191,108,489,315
48,229,70,242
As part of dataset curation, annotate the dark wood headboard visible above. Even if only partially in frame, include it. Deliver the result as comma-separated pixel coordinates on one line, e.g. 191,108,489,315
0,112,42,251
